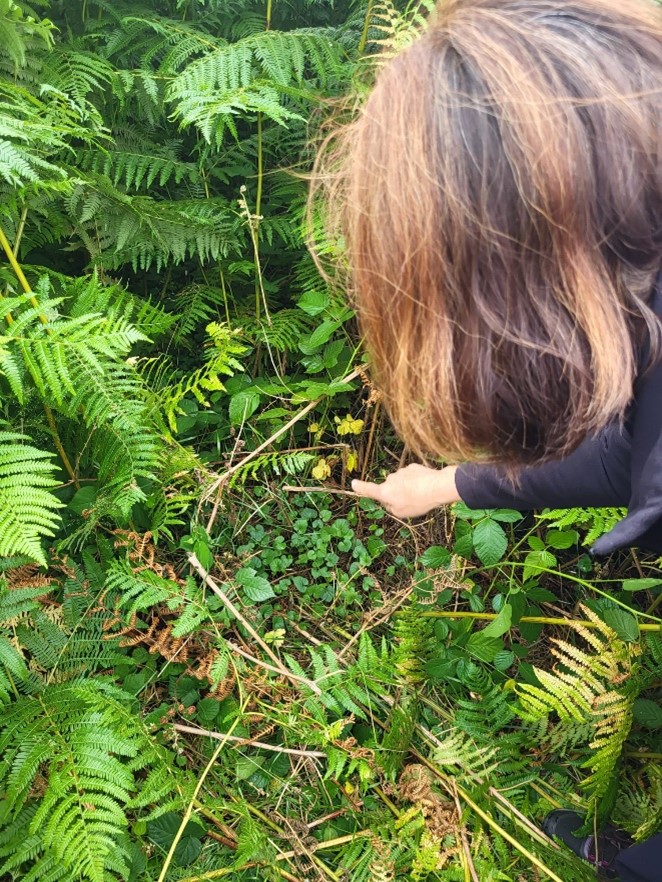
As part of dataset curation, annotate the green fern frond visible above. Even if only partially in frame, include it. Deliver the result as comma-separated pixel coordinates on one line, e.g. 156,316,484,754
393,603,437,684
454,663,515,736
169,283,228,344
432,729,500,783
0,432,61,566
517,605,640,813
380,694,419,780
80,142,199,192
537,507,626,545
167,29,346,145
67,180,242,271
103,11,220,74
613,764,662,841
105,558,176,616
159,321,247,432
0,679,183,882
239,307,316,352
41,46,115,114
64,270,178,339
0,79,103,189
228,450,314,487
0,0,54,68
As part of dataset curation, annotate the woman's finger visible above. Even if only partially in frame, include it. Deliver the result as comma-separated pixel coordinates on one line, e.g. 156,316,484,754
351,479,384,501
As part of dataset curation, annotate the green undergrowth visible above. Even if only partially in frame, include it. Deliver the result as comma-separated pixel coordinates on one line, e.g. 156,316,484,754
0,496,660,881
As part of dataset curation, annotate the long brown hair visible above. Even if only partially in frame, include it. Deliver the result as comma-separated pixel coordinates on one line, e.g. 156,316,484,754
310,0,662,467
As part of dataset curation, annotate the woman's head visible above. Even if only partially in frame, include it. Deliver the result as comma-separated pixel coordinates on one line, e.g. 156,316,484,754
311,0,662,466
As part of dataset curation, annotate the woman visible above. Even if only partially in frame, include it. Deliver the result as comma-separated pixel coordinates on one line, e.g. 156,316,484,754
311,0,662,876
312,0,662,559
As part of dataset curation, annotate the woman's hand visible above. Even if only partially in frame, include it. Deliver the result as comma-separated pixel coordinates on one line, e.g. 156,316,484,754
351,464,460,518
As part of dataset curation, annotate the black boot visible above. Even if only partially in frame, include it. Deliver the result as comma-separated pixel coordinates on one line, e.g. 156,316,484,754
542,810,634,880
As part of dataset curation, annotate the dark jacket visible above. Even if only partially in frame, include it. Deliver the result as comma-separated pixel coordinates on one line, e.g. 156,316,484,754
455,279,662,556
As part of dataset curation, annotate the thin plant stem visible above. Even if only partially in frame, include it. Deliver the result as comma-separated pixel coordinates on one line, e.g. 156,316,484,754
0,223,79,485
13,205,28,253
224,638,317,687
176,833,372,882
283,485,357,497
44,402,79,488
0,224,49,322
156,708,245,882
420,609,661,632
646,591,662,615
489,787,560,851
256,112,264,219
455,783,565,882
489,560,662,624
218,785,342,881
191,799,236,843
174,722,326,758
238,187,270,326
450,784,480,882
254,112,265,320
358,0,375,54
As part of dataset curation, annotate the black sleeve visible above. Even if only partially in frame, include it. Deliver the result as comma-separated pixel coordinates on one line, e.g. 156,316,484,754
590,317,662,555
455,423,632,512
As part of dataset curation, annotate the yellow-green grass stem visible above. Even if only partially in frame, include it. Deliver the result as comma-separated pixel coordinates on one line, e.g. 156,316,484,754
0,222,79,486
420,609,660,632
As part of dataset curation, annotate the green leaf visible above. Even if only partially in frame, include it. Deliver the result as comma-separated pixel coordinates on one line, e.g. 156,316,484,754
419,545,451,569
633,698,662,730
493,650,515,671
236,567,275,602
490,509,523,523
236,755,266,781
299,319,341,354
523,549,557,582
482,604,512,639
148,814,206,847
297,290,329,316
68,484,98,516
229,388,261,426
466,631,503,663
602,608,640,642
472,519,507,566
147,813,205,867
453,531,474,559
174,837,202,867
621,578,662,593
290,379,354,403
197,698,221,725
453,502,488,521
546,529,579,550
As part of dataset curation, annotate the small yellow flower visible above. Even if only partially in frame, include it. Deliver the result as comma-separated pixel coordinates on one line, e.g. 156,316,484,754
308,422,321,434
346,450,359,473
312,458,331,480
335,414,365,436
264,628,286,649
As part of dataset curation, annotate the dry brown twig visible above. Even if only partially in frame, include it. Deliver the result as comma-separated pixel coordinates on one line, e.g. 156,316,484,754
173,723,326,759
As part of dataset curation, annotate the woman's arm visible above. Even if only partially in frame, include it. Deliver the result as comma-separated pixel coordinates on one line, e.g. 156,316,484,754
455,423,631,511
351,423,631,518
